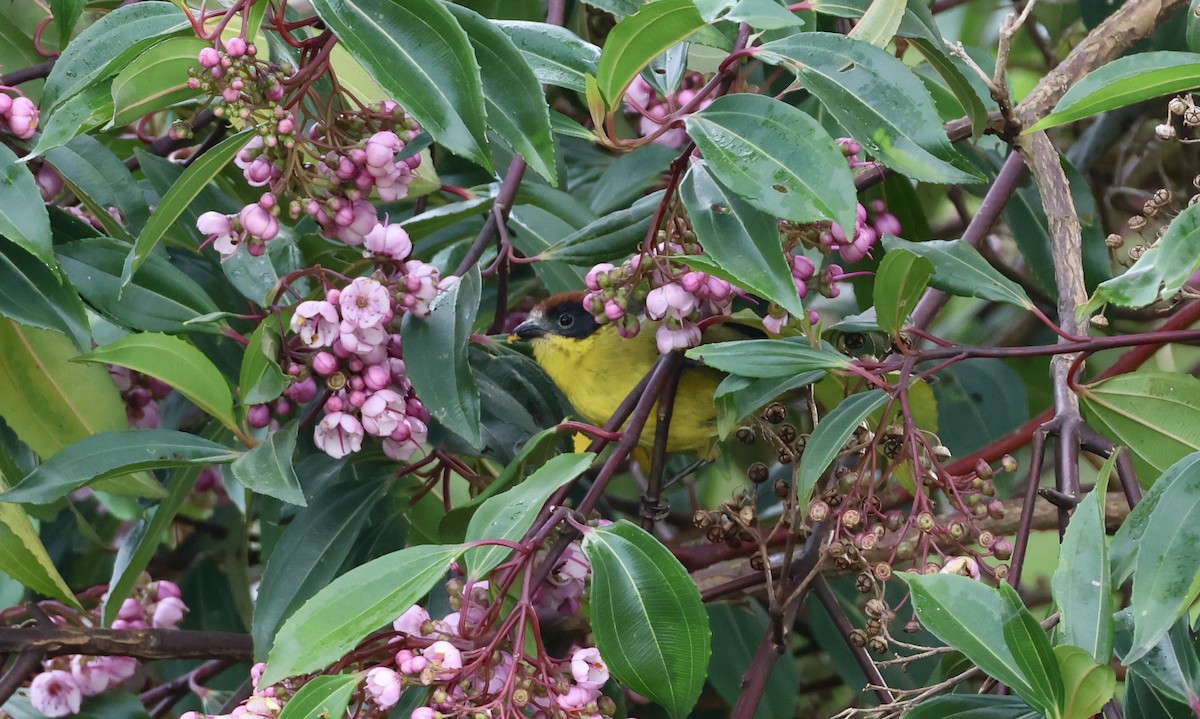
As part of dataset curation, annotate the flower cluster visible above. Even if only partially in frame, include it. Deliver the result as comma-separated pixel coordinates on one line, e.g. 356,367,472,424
190,37,423,260
277,273,446,461
108,367,174,429
28,579,188,718
0,87,38,140
624,74,710,147
583,229,735,355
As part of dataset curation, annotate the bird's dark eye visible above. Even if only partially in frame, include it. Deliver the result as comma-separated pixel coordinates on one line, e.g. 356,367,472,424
557,312,575,329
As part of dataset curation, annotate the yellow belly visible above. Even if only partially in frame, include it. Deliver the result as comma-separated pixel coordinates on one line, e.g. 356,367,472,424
531,324,720,453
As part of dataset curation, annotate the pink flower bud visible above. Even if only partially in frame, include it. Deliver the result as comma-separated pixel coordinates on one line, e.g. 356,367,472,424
225,36,248,58
198,47,221,68
239,203,279,241
312,352,338,376
248,404,272,428
7,97,39,139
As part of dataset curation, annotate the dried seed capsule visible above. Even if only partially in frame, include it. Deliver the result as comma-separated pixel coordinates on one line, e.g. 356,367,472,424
1153,188,1172,206
1185,106,1200,126
778,424,798,444
1156,123,1178,140
763,403,786,424
693,510,712,529
773,478,790,498
855,572,874,593
842,509,861,528
865,598,888,618
868,636,889,655
873,562,892,581
1169,96,1190,115
1128,215,1147,231
808,500,830,522
735,426,756,445
749,553,766,571
849,629,868,647
747,462,769,484
978,530,995,548
994,564,1009,580
1143,200,1159,218
1105,233,1124,248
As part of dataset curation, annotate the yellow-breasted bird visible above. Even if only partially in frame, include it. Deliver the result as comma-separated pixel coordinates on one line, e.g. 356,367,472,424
512,292,723,454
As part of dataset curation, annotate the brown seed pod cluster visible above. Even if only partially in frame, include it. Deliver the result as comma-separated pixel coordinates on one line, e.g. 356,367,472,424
693,491,758,547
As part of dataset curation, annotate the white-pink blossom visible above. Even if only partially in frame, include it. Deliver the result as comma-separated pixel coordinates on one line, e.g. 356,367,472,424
363,667,402,710
313,412,364,458
393,605,430,637
151,596,188,628
339,277,392,329
291,301,340,348
363,222,412,261
570,647,609,688
655,320,702,355
29,671,82,718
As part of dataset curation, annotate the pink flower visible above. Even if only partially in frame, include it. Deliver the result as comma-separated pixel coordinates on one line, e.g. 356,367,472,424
398,261,440,316
69,657,110,697
570,647,609,688
360,389,407,438
941,556,981,579
152,596,188,628
154,580,182,601
645,283,696,320
396,649,428,676
7,96,39,139
335,200,378,246
339,278,392,329
556,684,600,712
424,640,463,679
381,418,426,462
655,320,701,355
364,132,403,175
363,667,401,710
763,313,788,335
363,222,412,261
410,709,435,719
290,300,339,348
198,47,221,68
116,597,144,622
585,263,614,291
239,203,279,242
393,605,430,636
313,412,364,458
29,671,82,717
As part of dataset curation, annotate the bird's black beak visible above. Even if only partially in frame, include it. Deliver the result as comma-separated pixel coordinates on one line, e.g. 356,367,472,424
513,318,547,339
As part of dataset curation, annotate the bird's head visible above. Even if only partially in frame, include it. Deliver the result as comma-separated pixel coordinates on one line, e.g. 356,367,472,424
512,292,600,343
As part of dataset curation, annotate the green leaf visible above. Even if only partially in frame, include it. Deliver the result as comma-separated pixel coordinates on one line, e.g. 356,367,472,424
595,0,705,108
706,602,799,719
1030,52,1200,132
904,695,1041,719
231,420,305,506
900,573,1037,699
1083,202,1200,312
582,520,710,719
261,543,464,686
756,32,982,184
49,0,86,48
1051,448,1115,664
696,0,805,29
873,249,934,335
1054,645,1116,719
240,323,289,406
253,478,386,659
713,371,826,439
79,333,237,433
57,238,222,333
25,83,114,159
998,582,1064,718
310,0,491,169
686,338,849,378
907,36,990,139
103,462,205,625
276,674,361,719
1125,669,1199,719
848,0,905,47
539,190,663,265
400,194,494,239
1078,372,1200,485
584,0,647,16
401,266,482,448
881,236,1033,309
110,37,207,127
40,2,189,112
1191,0,1200,53
495,21,600,92
0,471,80,607
1110,451,1200,584
1122,450,1200,663
0,145,55,274
684,94,857,233
464,452,593,579
794,388,888,501
1,430,233,504
0,236,89,350
126,130,255,288
1115,611,1200,709
445,5,556,184
508,207,589,294
45,135,145,240
931,359,1027,457
679,163,806,318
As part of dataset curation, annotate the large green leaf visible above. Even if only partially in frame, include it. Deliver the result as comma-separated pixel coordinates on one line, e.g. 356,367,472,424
686,338,849,378
401,266,482,448
900,573,1037,700
45,135,146,239
539,191,663,265
310,0,491,169
80,333,237,434
495,21,600,92
231,420,305,506
276,674,361,719
595,0,705,108
794,388,888,502
1051,449,1115,664
882,236,1034,309
252,479,386,659
0,236,89,350
464,453,593,579
0,470,79,607
1078,372,1200,484
713,371,826,439
446,6,556,183
848,0,905,47
1120,450,1200,663
110,37,207,127
0,145,55,274
1053,645,1115,719
40,2,189,111
57,238,221,333
582,520,710,719
25,83,114,159
1083,202,1200,312
239,323,288,407
1125,670,1199,719
756,32,982,184
1110,451,1200,584
1115,611,1200,710
125,130,255,288
696,0,805,29
998,583,1064,719
1030,52,1200,132
873,249,934,335
260,543,464,686
0,430,235,504
904,695,1041,719
684,94,857,233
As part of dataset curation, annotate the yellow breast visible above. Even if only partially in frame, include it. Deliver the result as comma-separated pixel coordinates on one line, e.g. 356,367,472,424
530,324,720,453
